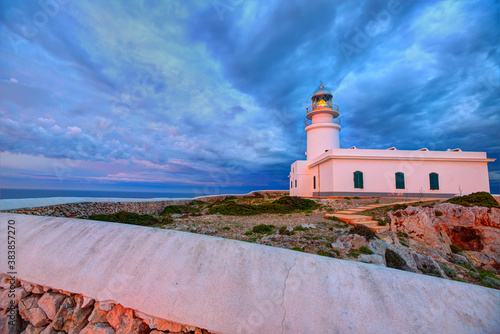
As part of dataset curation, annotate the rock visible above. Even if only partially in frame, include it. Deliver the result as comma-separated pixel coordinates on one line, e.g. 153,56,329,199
367,239,388,257
32,284,45,294
330,241,346,250
359,254,386,266
19,295,50,327
149,331,164,334
390,203,500,266
301,223,316,229
80,296,95,309
151,317,183,332
202,227,217,235
88,302,108,323
52,296,93,333
38,292,67,320
80,322,116,334
413,253,446,278
22,324,47,334
40,323,65,334
379,235,394,244
107,304,149,334
0,287,27,309
171,214,182,218
98,301,116,312
337,234,367,249
21,282,34,294
0,275,20,289
448,253,475,269
384,244,419,273
0,307,24,334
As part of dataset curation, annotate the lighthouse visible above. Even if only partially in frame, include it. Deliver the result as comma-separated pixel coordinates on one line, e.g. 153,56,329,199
290,81,493,198
305,81,341,160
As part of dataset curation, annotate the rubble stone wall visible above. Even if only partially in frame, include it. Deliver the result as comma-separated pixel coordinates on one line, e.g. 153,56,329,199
0,275,213,334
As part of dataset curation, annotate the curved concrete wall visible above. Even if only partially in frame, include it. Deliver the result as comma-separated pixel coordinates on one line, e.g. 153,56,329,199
1,213,499,333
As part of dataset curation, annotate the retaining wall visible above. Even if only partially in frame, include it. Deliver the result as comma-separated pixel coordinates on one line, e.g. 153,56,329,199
1,213,499,333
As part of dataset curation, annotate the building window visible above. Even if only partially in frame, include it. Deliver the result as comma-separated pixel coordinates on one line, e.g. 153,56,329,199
291,181,293,188
295,180,297,188
429,173,439,190
313,176,316,189
395,172,405,189
354,171,364,189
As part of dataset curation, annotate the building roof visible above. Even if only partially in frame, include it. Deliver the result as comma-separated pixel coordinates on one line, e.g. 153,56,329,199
312,81,332,97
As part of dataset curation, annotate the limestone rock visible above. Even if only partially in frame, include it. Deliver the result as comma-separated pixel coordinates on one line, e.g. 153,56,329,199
301,223,316,229
98,301,116,312
367,239,388,257
52,296,92,333
22,324,47,334
359,254,386,266
52,297,75,331
0,307,24,334
107,304,149,334
337,234,367,249
38,292,66,320
80,322,116,334
0,275,20,290
412,253,446,278
88,302,108,323
0,287,28,309
40,323,65,334
80,295,95,309
152,317,183,332
330,241,346,250
389,203,500,266
19,295,50,327
384,244,418,273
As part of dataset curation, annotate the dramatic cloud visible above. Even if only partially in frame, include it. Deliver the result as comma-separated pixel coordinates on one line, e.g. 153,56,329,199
1,0,498,195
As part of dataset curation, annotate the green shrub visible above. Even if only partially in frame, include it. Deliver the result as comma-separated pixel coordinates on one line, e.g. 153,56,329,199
344,196,351,200
397,231,408,238
89,212,161,226
331,249,340,256
399,240,409,247
377,219,387,226
317,250,336,258
349,250,360,258
293,225,306,231
359,246,374,254
353,196,361,199
439,264,457,278
160,205,188,215
444,192,499,208
208,196,318,215
326,215,344,222
435,210,443,217
278,226,295,235
222,226,231,230
482,277,500,289
291,247,304,252
350,225,377,240
393,204,408,211
252,224,275,234
450,244,462,254
244,231,253,236
312,236,321,240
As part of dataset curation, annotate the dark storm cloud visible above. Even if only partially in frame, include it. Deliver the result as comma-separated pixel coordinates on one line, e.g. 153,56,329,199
0,0,498,192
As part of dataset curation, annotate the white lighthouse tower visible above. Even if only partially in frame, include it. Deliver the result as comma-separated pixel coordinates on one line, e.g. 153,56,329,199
305,81,341,161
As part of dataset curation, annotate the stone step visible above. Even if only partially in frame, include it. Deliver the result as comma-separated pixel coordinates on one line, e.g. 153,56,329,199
349,220,390,233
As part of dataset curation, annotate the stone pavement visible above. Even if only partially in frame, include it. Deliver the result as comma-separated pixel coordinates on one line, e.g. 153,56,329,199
324,198,441,233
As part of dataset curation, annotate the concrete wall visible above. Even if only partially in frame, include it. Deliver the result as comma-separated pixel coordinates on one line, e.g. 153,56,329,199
1,213,499,333
290,161,313,197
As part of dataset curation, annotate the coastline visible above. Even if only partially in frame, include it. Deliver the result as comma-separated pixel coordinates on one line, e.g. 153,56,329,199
0,190,288,211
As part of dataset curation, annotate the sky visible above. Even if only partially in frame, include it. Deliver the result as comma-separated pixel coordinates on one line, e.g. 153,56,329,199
0,0,499,196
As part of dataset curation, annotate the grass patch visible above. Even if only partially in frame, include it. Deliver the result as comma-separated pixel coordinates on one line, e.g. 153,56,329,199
439,264,457,278
278,226,295,235
397,231,408,238
377,218,387,226
291,247,304,252
435,210,443,217
293,225,306,231
349,250,360,258
89,211,165,226
359,246,374,254
252,224,275,234
244,231,253,236
208,196,318,215
444,191,499,208
326,215,344,222
353,196,361,199
317,250,336,258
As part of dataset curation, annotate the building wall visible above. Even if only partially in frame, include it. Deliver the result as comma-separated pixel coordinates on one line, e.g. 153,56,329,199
290,161,313,197
307,149,492,197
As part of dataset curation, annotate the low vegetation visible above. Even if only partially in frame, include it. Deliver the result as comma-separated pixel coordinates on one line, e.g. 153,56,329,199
444,192,499,208
207,196,318,215
89,211,168,226
349,225,377,241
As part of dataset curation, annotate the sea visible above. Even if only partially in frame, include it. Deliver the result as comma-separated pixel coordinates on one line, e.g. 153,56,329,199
0,188,201,200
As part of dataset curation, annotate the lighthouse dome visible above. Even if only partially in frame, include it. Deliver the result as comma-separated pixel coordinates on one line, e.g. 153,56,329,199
312,81,332,97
